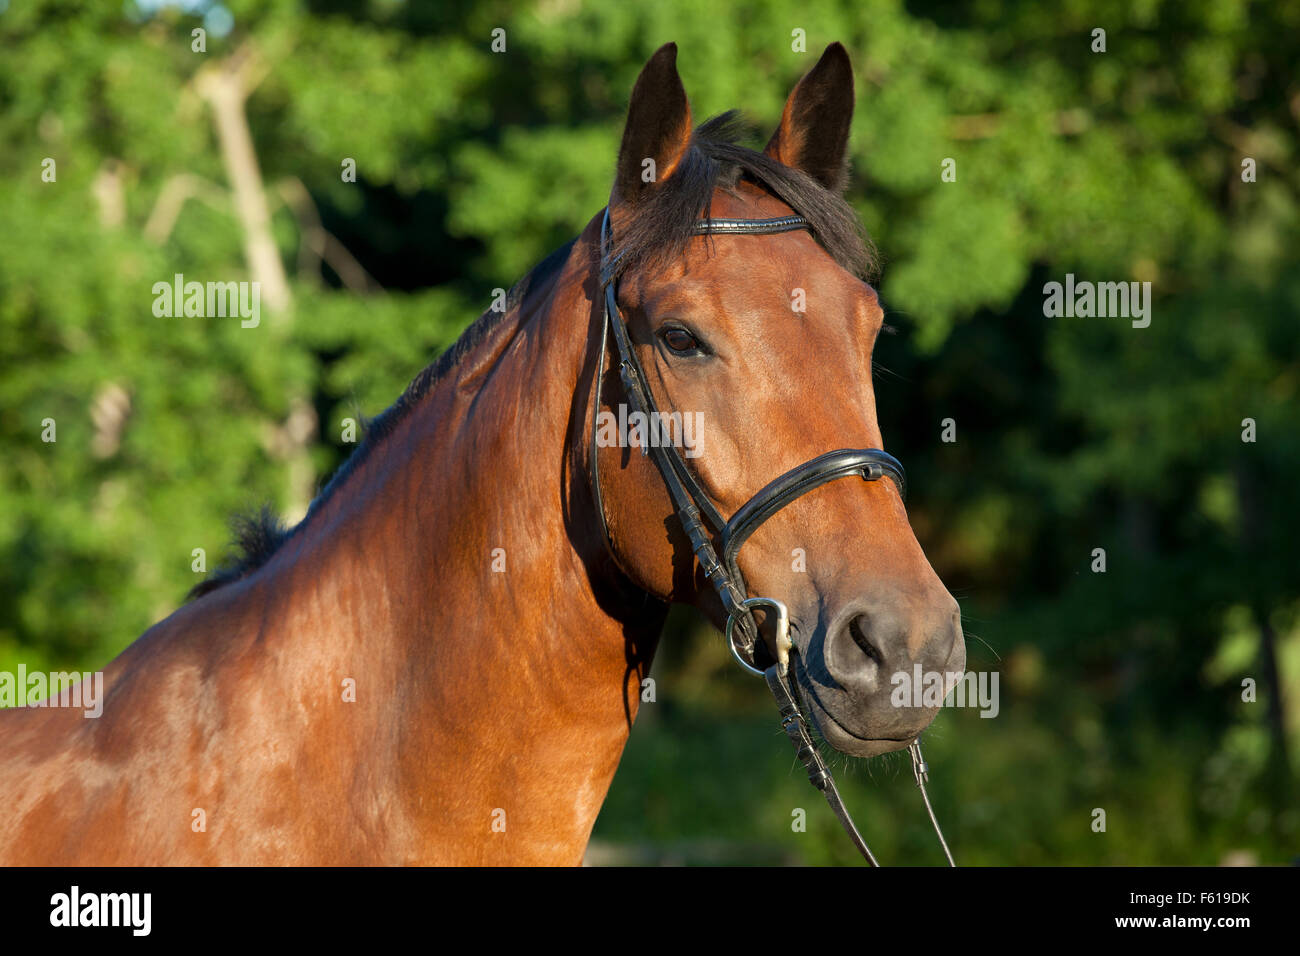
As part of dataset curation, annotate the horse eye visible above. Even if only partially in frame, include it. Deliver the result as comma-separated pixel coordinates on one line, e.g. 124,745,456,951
662,328,700,353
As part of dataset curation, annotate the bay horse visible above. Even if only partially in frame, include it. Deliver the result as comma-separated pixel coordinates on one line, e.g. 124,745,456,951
0,42,963,865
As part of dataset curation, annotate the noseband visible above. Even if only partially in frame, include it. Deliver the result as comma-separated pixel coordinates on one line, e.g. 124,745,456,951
590,208,955,866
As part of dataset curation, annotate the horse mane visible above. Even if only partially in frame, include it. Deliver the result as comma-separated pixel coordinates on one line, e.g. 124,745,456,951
607,111,876,284
187,238,575,599
190,111,871,599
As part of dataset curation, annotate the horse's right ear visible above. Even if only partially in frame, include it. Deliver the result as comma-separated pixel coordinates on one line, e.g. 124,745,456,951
611,43,693,206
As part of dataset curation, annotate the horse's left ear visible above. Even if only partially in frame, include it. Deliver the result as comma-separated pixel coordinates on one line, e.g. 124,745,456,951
612,43,694,206
764,42,855,192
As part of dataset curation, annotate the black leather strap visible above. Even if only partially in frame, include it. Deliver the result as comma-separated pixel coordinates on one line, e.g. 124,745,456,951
591,209,816,649
765,664,880,866
721,447,905,596
604,277,751,626
600,215,811,287
591,207,911,666
691,215,811,235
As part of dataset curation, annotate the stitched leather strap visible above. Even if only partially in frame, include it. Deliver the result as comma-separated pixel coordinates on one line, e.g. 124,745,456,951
600,214,811,286
721,447,905,597
691,215,810,235
765,665,880,866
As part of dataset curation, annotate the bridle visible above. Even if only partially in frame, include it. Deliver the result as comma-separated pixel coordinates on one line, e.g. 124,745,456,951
590,207,955,866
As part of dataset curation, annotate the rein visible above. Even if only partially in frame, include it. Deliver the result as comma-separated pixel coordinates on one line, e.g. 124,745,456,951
590,208,955,866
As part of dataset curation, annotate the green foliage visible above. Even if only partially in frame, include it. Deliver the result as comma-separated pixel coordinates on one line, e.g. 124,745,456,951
2,0,1296,863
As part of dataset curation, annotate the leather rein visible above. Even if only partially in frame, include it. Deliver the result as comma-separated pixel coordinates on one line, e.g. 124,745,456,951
589,207,954,866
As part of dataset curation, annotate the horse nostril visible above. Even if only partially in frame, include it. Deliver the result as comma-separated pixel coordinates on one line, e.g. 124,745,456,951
849,614,884,668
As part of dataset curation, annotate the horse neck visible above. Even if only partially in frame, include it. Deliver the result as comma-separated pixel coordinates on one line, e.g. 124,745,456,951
250,216,661,860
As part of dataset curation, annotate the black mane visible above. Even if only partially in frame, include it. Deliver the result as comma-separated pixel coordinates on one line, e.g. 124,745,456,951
606,111,875,284
187,239,575,599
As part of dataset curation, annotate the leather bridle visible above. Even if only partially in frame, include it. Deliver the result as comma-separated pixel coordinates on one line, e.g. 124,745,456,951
590,207,954,866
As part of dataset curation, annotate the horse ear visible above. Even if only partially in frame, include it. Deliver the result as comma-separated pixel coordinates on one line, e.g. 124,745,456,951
612,43,693,205
764,43,855,192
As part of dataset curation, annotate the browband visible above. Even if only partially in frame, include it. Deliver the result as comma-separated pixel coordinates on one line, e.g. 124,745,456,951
599,214,811,287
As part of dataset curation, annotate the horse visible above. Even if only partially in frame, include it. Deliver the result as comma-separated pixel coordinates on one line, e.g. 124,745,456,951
0,42,963,865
